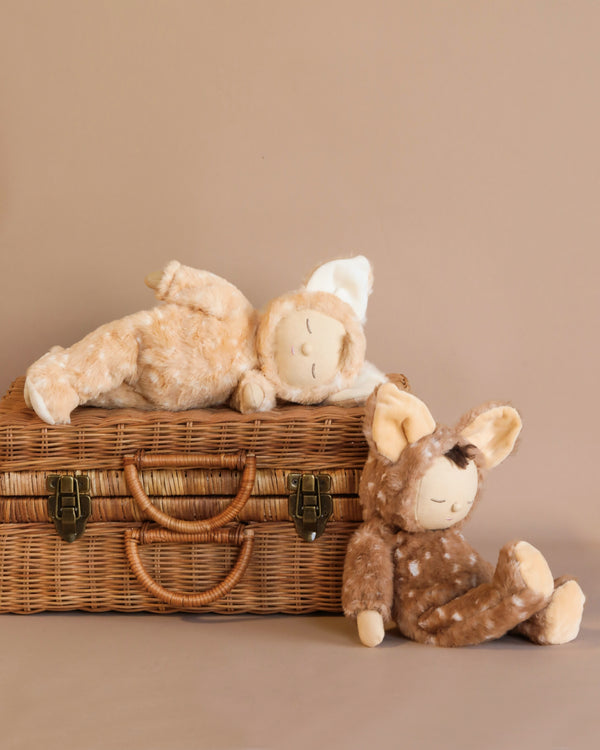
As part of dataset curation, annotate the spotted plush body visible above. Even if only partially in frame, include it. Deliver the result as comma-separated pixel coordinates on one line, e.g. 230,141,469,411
24,257,386,424
342,384,585,648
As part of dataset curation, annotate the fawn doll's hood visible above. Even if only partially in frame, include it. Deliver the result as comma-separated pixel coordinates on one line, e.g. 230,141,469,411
359,386,520,533
360,423,487,533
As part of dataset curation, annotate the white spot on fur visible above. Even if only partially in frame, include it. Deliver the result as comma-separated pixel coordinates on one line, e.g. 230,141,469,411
452,612,463,622
424,551,431,560
469,554,477,565
367,482,374,491
409,560,420,577
394,549,403,559
443,553,450,559
377,491,386,502
512,595,524,608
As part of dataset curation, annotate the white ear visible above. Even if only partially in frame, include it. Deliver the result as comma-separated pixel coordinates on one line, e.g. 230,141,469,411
304,256,373,323
460,406,522,469
371,384,436,462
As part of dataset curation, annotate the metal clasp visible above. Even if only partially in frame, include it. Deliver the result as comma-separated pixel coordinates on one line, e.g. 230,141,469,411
287,473,333,542
47,474,91,543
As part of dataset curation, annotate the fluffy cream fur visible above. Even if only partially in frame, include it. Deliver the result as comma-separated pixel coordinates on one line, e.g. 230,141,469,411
25,257,384,424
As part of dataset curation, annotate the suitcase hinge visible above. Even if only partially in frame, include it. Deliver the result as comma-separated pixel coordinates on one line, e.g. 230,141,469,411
47,475,92,543
287,473,333,542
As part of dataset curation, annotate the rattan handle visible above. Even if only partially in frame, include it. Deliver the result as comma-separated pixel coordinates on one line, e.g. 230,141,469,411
123,451,256,533
124,525,254,608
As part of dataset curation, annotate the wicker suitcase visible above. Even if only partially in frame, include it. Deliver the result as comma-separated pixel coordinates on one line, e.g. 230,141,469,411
0,375,409,614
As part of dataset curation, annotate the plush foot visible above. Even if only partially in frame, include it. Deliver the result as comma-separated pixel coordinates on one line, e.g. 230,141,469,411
512,541,554,599
24,377,79,425
26,380,58,424
536,580,585,645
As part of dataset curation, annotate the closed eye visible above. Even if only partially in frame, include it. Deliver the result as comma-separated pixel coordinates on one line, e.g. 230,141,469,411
306,318,312,334
311,363,316,379
430,498,446,504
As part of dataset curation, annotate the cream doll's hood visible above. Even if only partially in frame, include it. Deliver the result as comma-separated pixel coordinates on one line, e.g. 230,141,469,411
256,256,374,404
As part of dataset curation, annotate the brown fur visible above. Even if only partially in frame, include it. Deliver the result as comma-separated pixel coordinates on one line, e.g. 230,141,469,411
342,386,584,647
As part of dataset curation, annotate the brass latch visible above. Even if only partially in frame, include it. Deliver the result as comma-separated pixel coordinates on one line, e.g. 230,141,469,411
47,475,91,543
288,473,332,542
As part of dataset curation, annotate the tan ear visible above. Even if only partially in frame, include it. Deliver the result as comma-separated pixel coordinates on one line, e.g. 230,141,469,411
459,406,522,469
371,383,436,462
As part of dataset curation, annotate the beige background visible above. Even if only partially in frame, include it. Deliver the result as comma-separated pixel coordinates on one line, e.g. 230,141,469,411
0,2,598,749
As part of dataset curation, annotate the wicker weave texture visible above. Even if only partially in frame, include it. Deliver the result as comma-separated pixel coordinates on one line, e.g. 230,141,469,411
0,495,362,524
0,521,357,614
0,378,370,471
0,467,361,497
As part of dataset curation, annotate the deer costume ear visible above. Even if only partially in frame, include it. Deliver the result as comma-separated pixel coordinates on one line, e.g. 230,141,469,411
304,256,373,324
372,383,436,462
459,405,522,469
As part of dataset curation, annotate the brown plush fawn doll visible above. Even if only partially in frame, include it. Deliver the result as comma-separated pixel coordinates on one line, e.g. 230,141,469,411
342,383,585,647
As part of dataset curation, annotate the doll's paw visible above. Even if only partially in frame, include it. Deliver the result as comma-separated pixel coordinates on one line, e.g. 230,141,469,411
539,580,585,645
357,610,385,647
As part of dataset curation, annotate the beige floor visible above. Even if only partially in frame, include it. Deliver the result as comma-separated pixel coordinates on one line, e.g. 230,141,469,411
1,537,597,750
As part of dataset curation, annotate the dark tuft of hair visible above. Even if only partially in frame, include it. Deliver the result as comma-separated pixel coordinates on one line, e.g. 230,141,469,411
444,443,477,469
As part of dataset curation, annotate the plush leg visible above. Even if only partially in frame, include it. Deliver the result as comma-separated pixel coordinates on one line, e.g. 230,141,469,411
516,576,585,645
416,541,554,647
25,317,141,424
85,383,153,410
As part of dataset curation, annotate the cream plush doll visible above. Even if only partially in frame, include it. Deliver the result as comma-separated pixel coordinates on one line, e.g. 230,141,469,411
342,383,585,648
24,256,386,425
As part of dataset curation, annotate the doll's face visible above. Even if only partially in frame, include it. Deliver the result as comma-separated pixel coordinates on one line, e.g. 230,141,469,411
415,456,478,530
274,310,346,389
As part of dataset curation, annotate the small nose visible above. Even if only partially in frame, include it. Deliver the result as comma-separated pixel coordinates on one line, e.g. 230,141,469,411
451,503,462,513
301,342,312,356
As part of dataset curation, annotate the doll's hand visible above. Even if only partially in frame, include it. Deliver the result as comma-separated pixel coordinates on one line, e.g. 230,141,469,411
241,382,265,412
144,270,163,290
231,371,277,413
357,610,385,647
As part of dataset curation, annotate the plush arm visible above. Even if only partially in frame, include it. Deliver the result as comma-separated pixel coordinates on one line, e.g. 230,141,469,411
147,261,253,320
324,361,388,406
229,370,277,414
342,519,395,621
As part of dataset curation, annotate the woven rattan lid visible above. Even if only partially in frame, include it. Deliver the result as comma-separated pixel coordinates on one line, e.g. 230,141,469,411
0,377,373,471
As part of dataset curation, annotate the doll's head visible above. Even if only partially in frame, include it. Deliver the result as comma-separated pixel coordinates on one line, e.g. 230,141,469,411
359,383,522,532
256,257,372,404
